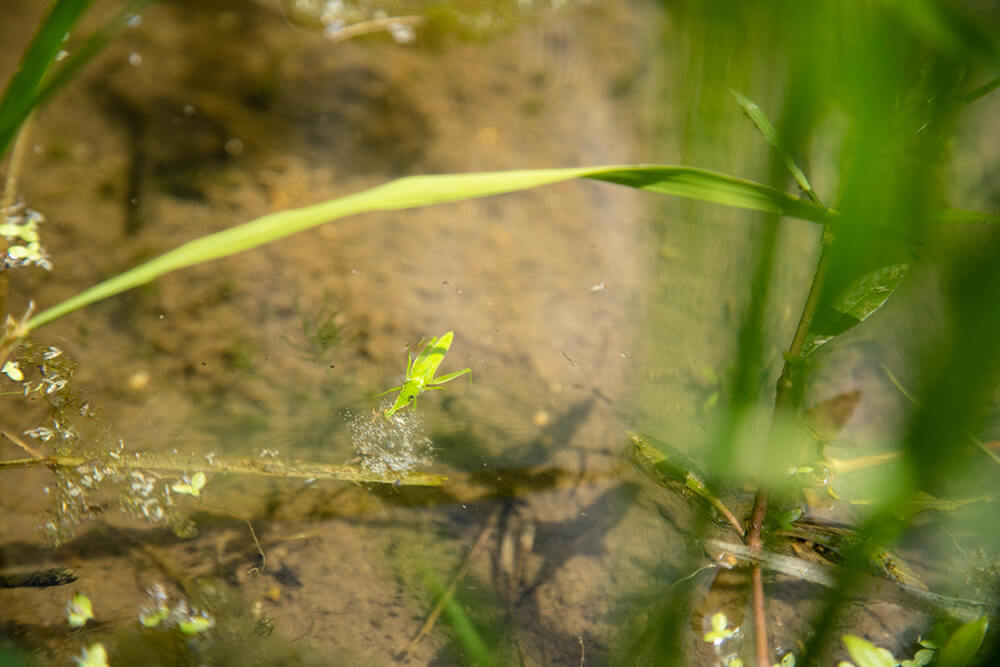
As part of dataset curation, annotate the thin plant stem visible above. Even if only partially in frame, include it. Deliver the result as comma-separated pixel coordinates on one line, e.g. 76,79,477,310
743,132,830,666
0,452,446,486
744,242,830,667
0,425,44,459
0,115,34,318
1,115,31,209
325,15,425,44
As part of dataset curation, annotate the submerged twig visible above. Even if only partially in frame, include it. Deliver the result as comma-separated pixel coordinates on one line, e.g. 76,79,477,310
0,425,45,459
0,566,77,588
706,539,991,622
246,520,267,574
325,15,424,44
0,451,447,486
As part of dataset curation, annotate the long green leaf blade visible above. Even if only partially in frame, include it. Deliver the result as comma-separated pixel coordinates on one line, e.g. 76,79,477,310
25,164,835,330
0,0,155,158
587,166,828,220
0,0,94,156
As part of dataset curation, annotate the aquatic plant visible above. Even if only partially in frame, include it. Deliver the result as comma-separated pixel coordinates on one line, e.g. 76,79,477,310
1,0,998,664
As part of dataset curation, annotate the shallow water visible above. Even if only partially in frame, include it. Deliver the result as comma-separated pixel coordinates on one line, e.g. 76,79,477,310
1,1,997,665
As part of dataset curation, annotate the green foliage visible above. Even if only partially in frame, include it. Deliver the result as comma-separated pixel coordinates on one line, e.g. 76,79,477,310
937,616,989,667
20,164,836,333
416,565,497,667
1,0,998,664
299,306,344,356
841,635,897,667
0,0,156,158
804,264,909,357
0,0,92,156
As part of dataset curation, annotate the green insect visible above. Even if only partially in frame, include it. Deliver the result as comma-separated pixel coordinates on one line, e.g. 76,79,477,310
377,330,471,418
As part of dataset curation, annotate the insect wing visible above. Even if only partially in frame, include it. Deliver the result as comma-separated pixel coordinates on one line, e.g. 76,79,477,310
409,331,454,380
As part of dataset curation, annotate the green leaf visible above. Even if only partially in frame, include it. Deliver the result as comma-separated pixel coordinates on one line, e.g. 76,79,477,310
936,616,989,667
587,166,830,222
418,564,494,667
0,0,93,156
0,0,155,157
804,264,908,356
627,430,708,487
627,430,744,536
841,635,898,667
832,264,908,323
25,164,834,331
729,89,817,202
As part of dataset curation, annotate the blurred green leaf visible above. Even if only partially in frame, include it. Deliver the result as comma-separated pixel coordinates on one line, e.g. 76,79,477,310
935,209,1000,224
804,264,908,356
879,0,1000,66
419,566,494,667
936,616,989,667
842,634,897,667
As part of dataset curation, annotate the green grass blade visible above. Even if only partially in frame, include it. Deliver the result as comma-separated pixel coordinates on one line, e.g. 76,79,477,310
729,89,818,203
0,0,155,158
418,564,495,667
0,0,94,157
25,164,835,330
30,0,156,126
585,165,831,220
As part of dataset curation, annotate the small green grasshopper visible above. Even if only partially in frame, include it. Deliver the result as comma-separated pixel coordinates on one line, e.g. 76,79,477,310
377,330,470,418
